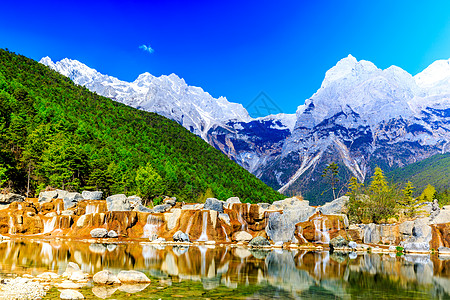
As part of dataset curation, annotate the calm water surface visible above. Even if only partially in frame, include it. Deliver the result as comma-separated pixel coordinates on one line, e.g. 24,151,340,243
0,238,449,299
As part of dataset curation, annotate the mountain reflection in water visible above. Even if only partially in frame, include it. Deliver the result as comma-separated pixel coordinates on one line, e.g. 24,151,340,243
0,239,449,299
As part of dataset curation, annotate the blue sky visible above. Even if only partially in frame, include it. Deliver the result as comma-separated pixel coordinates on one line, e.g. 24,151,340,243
1,0,450,116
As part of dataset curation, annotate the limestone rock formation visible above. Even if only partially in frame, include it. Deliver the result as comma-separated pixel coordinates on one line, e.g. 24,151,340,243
106,194,131,211
82,190,103,200
204,198,224,213
90,228,108,238
93,270,120,285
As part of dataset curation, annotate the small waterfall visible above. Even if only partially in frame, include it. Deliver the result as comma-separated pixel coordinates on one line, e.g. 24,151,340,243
8,217,15,235
142,214,164,238
236,204,248,231
56,202,61,214
322,219,330,243
313,217,330,244
221,225,230,242
43,216,57,234
17,204,22,210
296,225,308,243
85,204,99,215
197,211,209,241
185,214,195,236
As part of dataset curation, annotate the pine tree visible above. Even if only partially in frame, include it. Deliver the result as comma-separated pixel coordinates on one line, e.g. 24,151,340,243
400,181,422,218
322,162,339,200
369,167,388,193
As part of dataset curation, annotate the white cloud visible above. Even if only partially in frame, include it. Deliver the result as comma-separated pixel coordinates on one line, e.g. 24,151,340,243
139,44,154,54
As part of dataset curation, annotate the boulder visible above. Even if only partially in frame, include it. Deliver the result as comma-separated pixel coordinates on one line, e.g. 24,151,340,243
90,228,108,238
400,218,432,251
93,270,120,285
117,270,151,283
62,192,83,210
133,204,152,213
60,289,84,299
225,197,241,209
127,196,142,210
0,193,25,204
399,221,414,236
431,205,450,225
173,230,190,242
163,197,177,206
266,205,316,243
204,198,224,213
232,231,252,242
270,197,310,210
319,196,349,215
248,236,270,247
430,199,440,220
152,204,171,213
402,242,430,253
38,190,58,203
106,194,130,211
363,223,380,244
81,190,103,200
107,230,118,238
329,235,349,251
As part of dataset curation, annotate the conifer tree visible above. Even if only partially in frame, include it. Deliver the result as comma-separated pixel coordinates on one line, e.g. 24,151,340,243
322,162,339,200
399,181,424,218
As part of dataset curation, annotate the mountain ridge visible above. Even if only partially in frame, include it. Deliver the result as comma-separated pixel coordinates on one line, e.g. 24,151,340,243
39,54,450,204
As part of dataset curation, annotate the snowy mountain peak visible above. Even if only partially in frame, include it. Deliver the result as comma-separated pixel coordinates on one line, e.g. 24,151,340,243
321,54,378,88
414,58,450,89
40,56,252,138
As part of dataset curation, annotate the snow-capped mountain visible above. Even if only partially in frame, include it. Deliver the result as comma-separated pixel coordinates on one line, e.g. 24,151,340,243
40,55,450,204
259,55,449,201
39,57,255,139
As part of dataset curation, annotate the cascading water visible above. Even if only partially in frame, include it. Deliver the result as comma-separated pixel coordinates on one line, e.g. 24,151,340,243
296,225,308,243
197,211,209,241
43,216,57,234
235,204,248,231
142,214,163,238
221,225,230,242
313,217,330,244
8,217,15,235
85,204,99,215
185,215,195,236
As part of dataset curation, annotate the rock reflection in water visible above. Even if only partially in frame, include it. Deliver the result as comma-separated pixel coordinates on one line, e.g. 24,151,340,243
0,239,449,299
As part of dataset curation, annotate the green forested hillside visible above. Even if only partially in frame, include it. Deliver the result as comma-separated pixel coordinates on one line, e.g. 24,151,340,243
0,49,284,203
387,153,450,195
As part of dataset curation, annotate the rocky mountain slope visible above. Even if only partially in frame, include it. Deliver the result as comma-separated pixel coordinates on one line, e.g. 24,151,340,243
40,55,450,205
